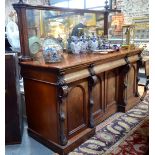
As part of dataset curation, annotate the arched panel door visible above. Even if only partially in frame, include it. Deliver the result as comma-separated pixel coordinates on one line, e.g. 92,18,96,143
125,62,139,111
92,73,104,125
105,69,118,114
66,79,88,138
127,64,136,99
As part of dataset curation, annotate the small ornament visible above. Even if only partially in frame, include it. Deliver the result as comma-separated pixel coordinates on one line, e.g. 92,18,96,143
80,36,88,53
43,47,63,63
122,24,135,49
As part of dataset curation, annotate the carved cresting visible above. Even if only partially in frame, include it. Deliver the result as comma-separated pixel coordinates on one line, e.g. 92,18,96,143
57,72,68,146
88,64,98,128
135,53,143,97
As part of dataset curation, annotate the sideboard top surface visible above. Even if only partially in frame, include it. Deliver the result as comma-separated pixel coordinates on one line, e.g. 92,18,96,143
20,48,142,71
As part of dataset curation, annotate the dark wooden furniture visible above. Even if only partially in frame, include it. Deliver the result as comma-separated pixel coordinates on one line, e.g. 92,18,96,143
118,56,141,112
5,53,23,144
12,1,143,154
18,48,142,154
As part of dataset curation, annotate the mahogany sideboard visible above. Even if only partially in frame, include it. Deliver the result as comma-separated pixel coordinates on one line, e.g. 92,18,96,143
20,48,142,154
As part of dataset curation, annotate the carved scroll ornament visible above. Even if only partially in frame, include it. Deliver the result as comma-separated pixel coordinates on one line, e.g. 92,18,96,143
57,72,68,146
88,64,98,128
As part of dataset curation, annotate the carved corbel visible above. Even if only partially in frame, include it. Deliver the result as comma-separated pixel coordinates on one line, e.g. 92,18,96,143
120,56,131,77
88,64,97,128
137,53,143,68
135,53,143,97
123,56,131,104
118,56,131,111
135,76,140,97
124,56,131,73
57,72,68,146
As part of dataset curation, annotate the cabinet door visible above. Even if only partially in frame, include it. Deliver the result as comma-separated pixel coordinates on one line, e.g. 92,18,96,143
66,79,88,138
125,62,139,110
105,69,118,116
126,62,137,100
92,73,105,125
93,69,118,126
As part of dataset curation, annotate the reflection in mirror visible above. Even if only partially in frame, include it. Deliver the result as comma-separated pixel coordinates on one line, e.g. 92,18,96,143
26,9,104,56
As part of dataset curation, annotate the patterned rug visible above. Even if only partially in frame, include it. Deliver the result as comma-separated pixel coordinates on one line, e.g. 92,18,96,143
69,93,149,155
107,118,149,155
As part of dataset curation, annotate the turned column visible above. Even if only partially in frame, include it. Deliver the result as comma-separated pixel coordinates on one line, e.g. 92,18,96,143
13,1,32,61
